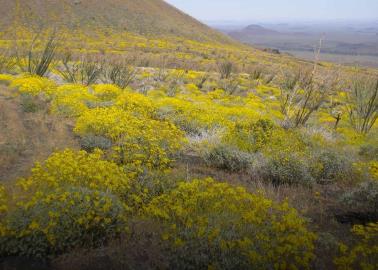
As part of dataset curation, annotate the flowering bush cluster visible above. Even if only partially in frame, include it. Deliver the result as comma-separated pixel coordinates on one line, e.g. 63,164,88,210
50,84,95,117
0,151,318,267
225,119,275,152
0,149,133,258
10,75,56,97
74,107,185,171
334,222,378,270
115,90,157,117
143,178,316,269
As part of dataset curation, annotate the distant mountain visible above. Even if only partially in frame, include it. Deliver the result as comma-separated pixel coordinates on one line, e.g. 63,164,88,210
229,24,280,39
0,0,232,43
242,24,280,35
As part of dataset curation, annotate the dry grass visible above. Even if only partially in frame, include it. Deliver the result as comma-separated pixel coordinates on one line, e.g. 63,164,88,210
0,86,79,182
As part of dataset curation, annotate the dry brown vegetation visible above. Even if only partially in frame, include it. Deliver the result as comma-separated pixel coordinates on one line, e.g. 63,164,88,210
0,85,78,182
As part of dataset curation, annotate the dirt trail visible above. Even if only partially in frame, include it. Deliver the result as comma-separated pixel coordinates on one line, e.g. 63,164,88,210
0,86,79,182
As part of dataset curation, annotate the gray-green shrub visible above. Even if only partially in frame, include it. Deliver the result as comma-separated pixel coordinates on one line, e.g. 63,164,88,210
203,144,253,172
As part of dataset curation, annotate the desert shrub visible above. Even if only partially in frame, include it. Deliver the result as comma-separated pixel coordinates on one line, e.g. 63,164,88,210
359,143,378,159
0,51,16,73
50,84,95,117
74,107,185,171
262,151,314,186
341,181,378,215
353,161,378,181
220,78,240,95
225,119,275,152
58,52,103,85
217,61,235,79
80,135,113,152
334,222,378,270
0,149,135,258
369,161,378,180
10,75,56,97
92,84,122,101
203,144,253,172
0,186,126,258
249,66,264,81
156,103,205,135
143,178,316,269
311,149,353,184
0,74,14,85
347,76,378,134
279,68,335,127
20,94,40,113
103,59,136,88
151,91,261,135
16,149,132,199
16,33,58,77
194,72,209,89
249,127,315,186
115,90,156,117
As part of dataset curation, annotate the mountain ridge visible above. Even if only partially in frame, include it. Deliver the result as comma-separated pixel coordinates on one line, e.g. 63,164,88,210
0,0,233,43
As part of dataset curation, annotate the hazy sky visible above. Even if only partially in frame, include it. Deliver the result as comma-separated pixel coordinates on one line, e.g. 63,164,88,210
165,0,378,22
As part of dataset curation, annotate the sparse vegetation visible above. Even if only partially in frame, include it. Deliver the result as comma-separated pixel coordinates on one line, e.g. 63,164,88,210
14,33,58,77
347,76,378,134
103,58,136,88
217,60,235,79
58,52,103,85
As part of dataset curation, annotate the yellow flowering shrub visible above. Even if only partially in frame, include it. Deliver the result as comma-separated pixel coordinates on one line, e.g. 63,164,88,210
0,74,13,84
0,149,133,258
152,91,263,134
257,129,316,186
16,149,132,198
0,186,127,258
50,84,96,117
368,161,378,180
225,119,275,152
353,161,378,181
74,107,185,171
143,178,316,269
115,90,156,117
10,75,56,96
184,83,200,93
92,84,122,101
334,222,378,270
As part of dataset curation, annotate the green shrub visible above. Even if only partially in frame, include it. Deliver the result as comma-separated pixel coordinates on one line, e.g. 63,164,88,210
359,143,378,159
226,119,275,152
341,181,378,215
80,135,113,152
217,61,235,79
311,149,353,184
20,94,40,113
262,152,314,186
203,144,253,172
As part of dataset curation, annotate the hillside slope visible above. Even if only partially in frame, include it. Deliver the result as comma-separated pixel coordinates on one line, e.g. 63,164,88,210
0,0,232,43
0,86,78,182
